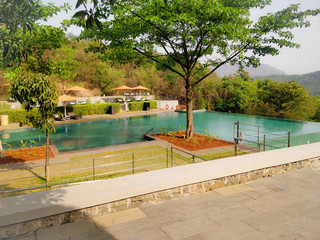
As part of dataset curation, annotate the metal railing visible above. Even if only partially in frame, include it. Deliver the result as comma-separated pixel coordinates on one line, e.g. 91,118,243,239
234,121,291,155
0,147,206,198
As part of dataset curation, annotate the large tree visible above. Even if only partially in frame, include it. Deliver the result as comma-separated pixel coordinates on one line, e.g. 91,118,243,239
74,0,320,138
0,0,69,69
9,70,58,182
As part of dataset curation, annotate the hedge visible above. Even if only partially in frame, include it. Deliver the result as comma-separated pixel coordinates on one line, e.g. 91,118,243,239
0,101,157,123
56,103,121,116
128,101,157,111
0,109,40,124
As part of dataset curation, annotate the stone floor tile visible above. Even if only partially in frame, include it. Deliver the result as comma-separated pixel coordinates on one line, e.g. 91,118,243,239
71,230,112,240
104,222,133,240
210,192,254,209
243,183,284,200
5,233,37,240
170,204,203,220
242,210,291,232
205,205,255,225
36,219,99,240
258,228,306,240
179,192,221,211
284,216,320,239
93,208,146,228
161,216,217,240
200,220,264,240
126,218,161,234
181,234,206,240
283,168,320,184
214,184,254,196
123,228,170,240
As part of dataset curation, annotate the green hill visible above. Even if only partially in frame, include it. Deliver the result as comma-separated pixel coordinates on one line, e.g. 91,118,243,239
255,71,320,96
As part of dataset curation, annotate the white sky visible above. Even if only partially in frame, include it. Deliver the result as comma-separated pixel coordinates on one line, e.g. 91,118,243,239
42,0,320,75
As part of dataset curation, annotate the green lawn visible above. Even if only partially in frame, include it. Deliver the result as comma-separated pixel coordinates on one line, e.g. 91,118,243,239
0,146,249,198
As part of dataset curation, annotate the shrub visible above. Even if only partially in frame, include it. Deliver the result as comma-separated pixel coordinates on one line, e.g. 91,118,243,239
0,109,40,123
128,101,157,111
56,103,121,116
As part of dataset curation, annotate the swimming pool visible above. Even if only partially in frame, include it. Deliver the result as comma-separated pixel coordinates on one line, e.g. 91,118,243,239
1,111,319,152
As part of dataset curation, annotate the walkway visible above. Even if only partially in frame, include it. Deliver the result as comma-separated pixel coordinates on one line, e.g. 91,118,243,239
11,168,320,240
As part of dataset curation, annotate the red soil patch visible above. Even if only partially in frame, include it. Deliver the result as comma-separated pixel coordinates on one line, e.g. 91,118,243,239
0,146,54,164
155,131,233,151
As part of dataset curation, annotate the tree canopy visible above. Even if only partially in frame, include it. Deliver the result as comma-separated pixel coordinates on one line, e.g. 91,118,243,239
74,0,320,138
0,0,69,69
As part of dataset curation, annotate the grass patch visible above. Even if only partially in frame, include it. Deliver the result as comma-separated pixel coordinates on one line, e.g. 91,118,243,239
199,150,249,160
70,145,164,160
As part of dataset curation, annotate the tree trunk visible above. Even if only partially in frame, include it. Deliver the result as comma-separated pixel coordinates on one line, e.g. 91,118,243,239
185,82,194,139
45,131,50,183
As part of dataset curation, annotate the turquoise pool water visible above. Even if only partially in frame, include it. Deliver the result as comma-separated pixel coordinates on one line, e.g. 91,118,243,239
1,111,319,152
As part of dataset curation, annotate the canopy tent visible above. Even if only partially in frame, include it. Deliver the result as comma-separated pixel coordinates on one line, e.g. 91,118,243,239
58,94,77,117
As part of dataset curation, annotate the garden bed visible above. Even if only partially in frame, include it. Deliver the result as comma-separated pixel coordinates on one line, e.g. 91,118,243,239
0,146,54,164
155,131,233,151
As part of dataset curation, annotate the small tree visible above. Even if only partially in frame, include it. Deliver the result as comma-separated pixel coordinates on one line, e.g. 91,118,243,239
74,0,320,139
9,70,58,182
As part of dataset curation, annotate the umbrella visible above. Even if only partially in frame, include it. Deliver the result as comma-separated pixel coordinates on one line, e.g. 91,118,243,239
132,85,150,90
65,86,90,103
114,85,133,91
58,94,77,117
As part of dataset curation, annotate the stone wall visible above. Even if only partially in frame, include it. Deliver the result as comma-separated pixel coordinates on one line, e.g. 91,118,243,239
1,156,319,238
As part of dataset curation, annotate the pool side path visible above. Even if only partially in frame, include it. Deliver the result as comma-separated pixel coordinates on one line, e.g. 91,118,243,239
0,142,319,230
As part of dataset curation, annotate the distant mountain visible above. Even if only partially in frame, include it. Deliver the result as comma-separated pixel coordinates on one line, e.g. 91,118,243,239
215,63,286,77
255,71,320,96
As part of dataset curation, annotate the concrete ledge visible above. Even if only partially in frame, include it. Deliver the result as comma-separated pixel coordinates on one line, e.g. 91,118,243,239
0,143,320,238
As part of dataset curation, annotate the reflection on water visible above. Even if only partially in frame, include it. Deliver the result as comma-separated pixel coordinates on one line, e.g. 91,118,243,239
0,111,319,152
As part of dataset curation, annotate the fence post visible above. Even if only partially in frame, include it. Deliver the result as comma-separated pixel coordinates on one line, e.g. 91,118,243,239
234,121,239,156
93,158,95,181
171,147,173,167
288,131,291,148
132,153,135,174
166,148,169,168
257,126,260,151
263,134,266,151
192,155,195,163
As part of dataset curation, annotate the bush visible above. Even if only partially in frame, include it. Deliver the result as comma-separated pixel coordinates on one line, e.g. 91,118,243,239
128,101,157,111
0,109,40,123
56,103,121,116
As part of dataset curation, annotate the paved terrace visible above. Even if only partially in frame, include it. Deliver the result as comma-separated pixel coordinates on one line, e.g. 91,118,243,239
0,142,319,239
34,168,320,240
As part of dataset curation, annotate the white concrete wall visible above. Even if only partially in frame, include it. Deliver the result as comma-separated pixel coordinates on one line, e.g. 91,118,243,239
157,100,179,110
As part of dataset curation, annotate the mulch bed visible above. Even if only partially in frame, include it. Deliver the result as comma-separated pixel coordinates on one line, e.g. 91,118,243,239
0,146,54,165
155,131,233,151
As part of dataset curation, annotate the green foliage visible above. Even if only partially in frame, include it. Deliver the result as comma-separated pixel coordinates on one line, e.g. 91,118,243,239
75,0,319,137
255,71,320,96
0,109,27,123
8,70,58,133
0,102,11,110
128,101,157,111
0,0,69,69
56,103,121,116
255,79,315,120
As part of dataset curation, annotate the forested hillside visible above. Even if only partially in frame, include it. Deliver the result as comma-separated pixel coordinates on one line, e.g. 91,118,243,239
255,71,320,96
1,39,320,122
